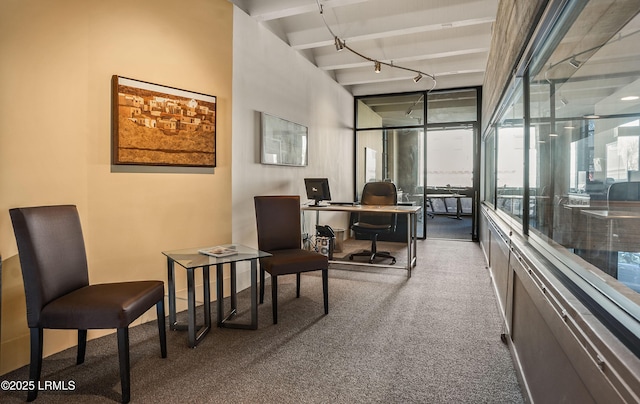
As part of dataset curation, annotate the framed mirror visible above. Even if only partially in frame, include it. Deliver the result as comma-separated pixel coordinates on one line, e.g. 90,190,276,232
260,113,308,166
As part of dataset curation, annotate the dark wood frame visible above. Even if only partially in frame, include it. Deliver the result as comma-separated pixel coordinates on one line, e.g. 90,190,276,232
111,75,217,167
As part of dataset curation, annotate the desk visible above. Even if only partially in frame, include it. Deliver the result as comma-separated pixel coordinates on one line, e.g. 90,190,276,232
162,244,271,347
301,204,420,277
427,193,465,219
580,210,640,277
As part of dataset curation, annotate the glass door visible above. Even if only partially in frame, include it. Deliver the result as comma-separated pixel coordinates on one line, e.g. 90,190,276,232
425,126,475,240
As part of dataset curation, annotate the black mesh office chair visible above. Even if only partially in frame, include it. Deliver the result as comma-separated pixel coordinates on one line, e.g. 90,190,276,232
349,182,398,264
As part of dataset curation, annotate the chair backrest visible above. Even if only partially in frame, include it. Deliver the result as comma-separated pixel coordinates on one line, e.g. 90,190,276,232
9,205,89,327
358,181,398,226
607,181,640,202
254,196,302,252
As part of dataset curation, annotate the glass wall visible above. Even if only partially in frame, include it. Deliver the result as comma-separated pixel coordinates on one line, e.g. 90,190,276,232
356,93,426,238
356,89,480,240
484,0,640,352
495,80,526,222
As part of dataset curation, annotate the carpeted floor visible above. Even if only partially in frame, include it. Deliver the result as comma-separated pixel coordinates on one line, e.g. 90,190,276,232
2,239,523,404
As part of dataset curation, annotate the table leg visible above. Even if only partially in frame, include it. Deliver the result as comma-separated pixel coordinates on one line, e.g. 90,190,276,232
167,261,210,348
167,258,177,330
219,259,259,330
230,262,237,313
203,265,211,333
216,263,224,327
187,268,196,348
250,259,258,329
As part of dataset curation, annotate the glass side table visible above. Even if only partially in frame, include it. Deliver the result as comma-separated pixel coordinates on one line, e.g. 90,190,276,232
162,244,271,348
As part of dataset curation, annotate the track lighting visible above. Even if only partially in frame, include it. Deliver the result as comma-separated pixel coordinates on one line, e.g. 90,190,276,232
316,0,435,88
569,58,581,68
560,96,568,106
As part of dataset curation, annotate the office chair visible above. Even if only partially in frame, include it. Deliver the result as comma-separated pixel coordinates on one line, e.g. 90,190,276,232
10,205,167,403
349,181,398,264
607,181,640,203
254,196,329,324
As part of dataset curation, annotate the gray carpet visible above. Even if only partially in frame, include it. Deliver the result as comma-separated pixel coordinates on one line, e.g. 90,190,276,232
2,239,523,404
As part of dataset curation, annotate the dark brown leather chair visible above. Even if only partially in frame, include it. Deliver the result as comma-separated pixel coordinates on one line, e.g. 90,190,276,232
254,196,328,324
349,181,398,264
9,205,167,403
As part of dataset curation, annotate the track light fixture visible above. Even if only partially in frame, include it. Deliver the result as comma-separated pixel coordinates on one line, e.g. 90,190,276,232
568,58,581,68
316,0,436,90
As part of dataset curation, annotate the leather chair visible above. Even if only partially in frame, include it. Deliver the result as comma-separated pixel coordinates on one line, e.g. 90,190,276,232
9,205,167,403
254,196,328,324
349,182,398,264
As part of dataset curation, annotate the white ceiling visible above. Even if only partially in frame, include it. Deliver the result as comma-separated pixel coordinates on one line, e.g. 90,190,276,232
230,0,498,96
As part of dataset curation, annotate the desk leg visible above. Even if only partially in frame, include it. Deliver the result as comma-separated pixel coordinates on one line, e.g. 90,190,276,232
406,213,417,278
167,258,177,330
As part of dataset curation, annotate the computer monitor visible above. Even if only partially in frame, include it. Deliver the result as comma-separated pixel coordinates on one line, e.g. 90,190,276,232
304,178,331,206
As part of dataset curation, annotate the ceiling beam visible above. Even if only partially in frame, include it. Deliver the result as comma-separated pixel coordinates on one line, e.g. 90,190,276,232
239,0,372,22
287,1,497,49
314,23,492,70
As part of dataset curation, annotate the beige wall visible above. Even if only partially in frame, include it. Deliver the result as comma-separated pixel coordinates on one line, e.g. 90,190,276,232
0,0,233,374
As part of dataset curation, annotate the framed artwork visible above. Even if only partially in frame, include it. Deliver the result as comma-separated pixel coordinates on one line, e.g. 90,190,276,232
260,112,308,166
112,75,216,167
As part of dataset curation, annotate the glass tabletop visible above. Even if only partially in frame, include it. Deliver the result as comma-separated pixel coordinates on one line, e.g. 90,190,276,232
162,244,271,269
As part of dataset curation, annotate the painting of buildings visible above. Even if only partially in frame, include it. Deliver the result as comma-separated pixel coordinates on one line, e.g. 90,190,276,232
112,76,216,167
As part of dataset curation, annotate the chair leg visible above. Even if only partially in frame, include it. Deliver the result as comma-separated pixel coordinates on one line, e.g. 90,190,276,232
271,275,278,324
259,267,265,304
296,273,301,298
156,300,167,358
77,329,87,365
27,328,43,402
322,269,328,315
117,328,131,404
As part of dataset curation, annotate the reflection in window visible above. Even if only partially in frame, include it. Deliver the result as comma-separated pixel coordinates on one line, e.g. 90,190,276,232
495,82,525,221
525,3,640,306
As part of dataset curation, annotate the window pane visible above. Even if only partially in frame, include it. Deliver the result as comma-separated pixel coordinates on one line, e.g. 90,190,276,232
427,89,477,124
528,3,640,313
356,93,425,129
496,80,525,221
483,129,496,206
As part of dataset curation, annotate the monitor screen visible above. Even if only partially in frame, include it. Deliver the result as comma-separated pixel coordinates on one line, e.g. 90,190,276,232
304,178,331,206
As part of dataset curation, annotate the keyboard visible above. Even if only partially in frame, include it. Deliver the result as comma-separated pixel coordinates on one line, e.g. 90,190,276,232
329,202,357,206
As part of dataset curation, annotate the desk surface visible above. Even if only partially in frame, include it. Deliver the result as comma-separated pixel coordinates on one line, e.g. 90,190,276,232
163,244,270,269
302,204,421,214
580,209,640,220
427,193,466,198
